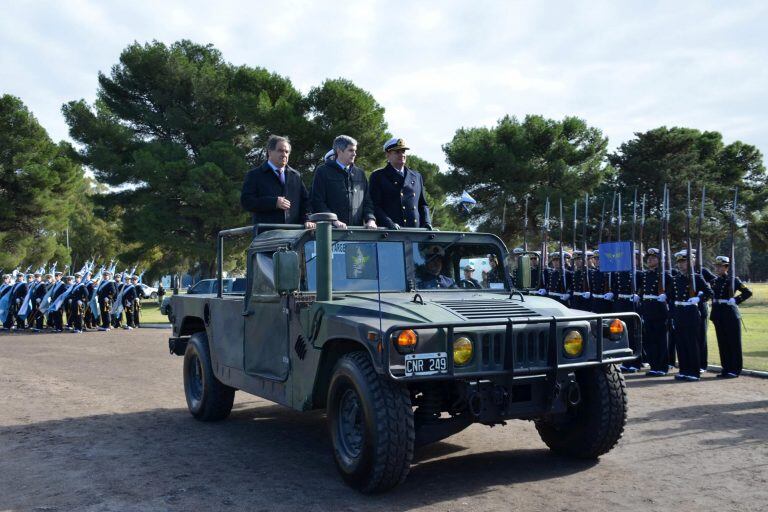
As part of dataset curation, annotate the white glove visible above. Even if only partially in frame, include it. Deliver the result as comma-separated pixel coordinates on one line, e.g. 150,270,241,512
727,298,737,306
537,288,547,296
698,291,704,297
583,292,591,299
562,294,571,301
36,298,42,304
604,292,614,300
688,296,700,305
631,294,640,303
657,293,667,302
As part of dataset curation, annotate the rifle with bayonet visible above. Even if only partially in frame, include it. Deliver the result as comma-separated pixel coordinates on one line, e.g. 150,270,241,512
686,182,697,296
559,198,567,293
659,185,667,294
696,186,706,275
730,188,738,296
583,193,590,292
539,198,550,289
631,188,638,294
572,200,577,257
639,194,646,271
523,197,529,251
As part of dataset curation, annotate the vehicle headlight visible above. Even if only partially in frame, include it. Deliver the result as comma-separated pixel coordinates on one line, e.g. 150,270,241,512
563,330,584,357
453,336,473,366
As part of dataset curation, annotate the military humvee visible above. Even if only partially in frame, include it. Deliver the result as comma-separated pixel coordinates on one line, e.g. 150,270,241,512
167,213,640,493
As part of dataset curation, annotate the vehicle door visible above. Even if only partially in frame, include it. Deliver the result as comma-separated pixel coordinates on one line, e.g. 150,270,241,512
243,250,289,380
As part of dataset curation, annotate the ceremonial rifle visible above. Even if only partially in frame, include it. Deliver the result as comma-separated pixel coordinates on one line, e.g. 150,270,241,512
730,188,738,295
559,198,566,292
539,198,550,288
696,186,706,275
572,199,577,256
664,186,673,274
686,182,697,296
631,188,638,294
523,197,529,251
639,194,646,271
659,185,667,294
607,191,617,290
583,193,590,292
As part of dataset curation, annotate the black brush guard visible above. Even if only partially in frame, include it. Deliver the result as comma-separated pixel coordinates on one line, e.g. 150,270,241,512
383,312,641,382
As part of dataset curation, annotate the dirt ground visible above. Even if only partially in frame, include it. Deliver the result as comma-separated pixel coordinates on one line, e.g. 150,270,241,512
1,329,766,512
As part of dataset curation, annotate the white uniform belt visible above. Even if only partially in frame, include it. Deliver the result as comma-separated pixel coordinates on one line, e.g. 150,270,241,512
573,291,588,297
592,294,609,299
618,294,633,299
643,295,660,300
714,299,732,304
674,301,696,306
547,292,568,300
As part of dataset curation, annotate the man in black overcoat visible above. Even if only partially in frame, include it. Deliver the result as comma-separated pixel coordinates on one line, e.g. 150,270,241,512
241,135,314,230
311,135,376,229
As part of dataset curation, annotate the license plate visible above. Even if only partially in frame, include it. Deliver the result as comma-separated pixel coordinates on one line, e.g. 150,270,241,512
405,352,448,377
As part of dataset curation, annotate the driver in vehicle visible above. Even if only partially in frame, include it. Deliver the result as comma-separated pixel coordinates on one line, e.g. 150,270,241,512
459,264,480,289
417,245,456,289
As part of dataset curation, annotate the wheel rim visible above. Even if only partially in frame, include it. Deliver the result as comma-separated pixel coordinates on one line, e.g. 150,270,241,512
337,388,364,459
187,353,203,403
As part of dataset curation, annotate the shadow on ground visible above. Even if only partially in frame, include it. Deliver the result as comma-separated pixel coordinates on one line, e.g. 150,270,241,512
1,403,598,510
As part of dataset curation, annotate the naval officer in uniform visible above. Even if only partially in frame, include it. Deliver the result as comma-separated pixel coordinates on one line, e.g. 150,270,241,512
369,138,432,230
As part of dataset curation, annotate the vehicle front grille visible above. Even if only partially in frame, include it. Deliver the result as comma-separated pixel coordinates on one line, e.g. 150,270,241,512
479,328,549,371
435,299,540,320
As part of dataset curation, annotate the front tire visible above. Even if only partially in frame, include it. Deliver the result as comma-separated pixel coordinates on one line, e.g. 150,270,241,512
327,352,414,493
183,331,235,421
535,364,627,459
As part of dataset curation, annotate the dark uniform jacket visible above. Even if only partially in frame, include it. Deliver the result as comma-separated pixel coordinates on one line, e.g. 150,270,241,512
122,284,146,305
50,281,69,301
240,162,310,226
543,268,573,295
666,271,713,306
369,163,431,228
710,275,752,321
638,268,668,319
97,281,117,302
12,281,28,304
310,161,375,226
70,282,89,303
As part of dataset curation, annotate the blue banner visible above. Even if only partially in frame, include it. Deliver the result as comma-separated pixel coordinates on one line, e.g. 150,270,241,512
599,241,634,272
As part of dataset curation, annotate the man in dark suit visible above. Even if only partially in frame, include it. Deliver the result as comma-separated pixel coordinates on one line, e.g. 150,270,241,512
369,137,432,229
241,135,315,229
311,135,377,229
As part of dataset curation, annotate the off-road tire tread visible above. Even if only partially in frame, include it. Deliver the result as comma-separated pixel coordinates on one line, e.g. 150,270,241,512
333,351,414,493
535,364,627,459
185,332,235,422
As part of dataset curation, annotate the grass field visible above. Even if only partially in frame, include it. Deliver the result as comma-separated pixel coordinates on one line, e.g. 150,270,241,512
707,282,768,372
138,284,768,371
138,300,169,324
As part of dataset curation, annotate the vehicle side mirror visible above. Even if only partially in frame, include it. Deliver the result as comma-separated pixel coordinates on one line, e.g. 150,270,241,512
506,253,532,289
274,250,300,295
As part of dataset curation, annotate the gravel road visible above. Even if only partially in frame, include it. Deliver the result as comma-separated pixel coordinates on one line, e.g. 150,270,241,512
1,329,766,511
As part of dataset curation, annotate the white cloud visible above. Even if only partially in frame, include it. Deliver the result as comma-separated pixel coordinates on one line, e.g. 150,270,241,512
1,0,766,171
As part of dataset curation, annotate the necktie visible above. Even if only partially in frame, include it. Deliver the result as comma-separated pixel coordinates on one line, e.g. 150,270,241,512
278,169,285,185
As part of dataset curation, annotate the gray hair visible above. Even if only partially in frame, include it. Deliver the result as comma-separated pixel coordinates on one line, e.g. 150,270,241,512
267,135,291,152
332,135,357,155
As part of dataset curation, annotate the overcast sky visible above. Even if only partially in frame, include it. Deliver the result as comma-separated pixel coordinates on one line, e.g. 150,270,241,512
2,0,767,169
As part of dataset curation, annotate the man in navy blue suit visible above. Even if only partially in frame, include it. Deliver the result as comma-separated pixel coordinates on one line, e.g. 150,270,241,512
369,137,432,230
241,135,315,229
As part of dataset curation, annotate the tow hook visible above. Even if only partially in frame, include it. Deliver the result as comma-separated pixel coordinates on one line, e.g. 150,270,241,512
566,381,582,407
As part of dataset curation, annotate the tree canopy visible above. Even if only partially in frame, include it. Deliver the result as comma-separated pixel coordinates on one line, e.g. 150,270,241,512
442,115,609,245
0,94,84,269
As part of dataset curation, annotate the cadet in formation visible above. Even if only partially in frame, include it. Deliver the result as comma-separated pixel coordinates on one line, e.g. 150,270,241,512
709,256,752,378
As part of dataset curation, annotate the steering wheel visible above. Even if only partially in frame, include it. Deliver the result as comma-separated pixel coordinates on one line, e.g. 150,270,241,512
458,279,480,289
